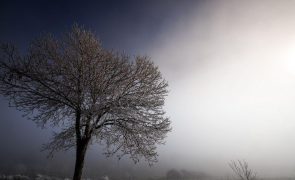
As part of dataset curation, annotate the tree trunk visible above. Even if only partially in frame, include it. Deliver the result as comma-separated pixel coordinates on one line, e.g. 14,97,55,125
73,139,89,180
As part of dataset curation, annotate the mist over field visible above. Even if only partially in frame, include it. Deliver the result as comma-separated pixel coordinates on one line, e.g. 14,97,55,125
1,0,295,179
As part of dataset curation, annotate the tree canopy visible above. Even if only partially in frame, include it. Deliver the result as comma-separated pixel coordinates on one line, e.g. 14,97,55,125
0,25,171,179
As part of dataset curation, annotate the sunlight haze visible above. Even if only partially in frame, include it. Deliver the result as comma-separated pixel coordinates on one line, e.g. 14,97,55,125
2,0,295,179
149,0,295,177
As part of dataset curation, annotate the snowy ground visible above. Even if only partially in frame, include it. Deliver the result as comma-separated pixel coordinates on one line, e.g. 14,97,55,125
0,174,111,180
0,174,71,180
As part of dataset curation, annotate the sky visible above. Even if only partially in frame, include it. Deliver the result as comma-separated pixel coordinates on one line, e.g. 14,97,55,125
2,0,295,178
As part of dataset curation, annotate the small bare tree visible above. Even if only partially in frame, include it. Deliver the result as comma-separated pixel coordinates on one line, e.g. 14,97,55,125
0,25,171,180
229,160,256,180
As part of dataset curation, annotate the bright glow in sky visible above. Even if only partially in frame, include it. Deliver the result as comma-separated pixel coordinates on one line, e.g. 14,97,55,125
149,0,295,177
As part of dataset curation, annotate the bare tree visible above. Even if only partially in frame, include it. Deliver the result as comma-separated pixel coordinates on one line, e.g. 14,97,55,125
229,160,256,180
0,25,171,180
